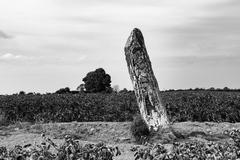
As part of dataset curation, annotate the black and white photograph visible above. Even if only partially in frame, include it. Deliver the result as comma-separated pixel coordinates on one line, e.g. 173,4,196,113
1,0,240,159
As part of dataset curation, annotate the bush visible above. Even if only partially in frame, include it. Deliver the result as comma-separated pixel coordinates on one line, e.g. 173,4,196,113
130,114,150,143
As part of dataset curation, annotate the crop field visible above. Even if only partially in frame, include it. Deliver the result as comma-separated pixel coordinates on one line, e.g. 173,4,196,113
1,90,240,159
1,90,240,124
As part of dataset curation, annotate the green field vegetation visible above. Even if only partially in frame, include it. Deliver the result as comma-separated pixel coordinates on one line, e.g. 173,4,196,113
1,90,240,124
162,90,240,122
0,92,138,124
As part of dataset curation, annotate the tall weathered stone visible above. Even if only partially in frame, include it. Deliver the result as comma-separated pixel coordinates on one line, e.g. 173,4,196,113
124,28,170,131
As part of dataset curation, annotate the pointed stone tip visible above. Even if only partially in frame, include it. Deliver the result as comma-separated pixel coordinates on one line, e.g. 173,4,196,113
132,28,143,37
132,27,141,32
125,28,145,49
131,28,145,46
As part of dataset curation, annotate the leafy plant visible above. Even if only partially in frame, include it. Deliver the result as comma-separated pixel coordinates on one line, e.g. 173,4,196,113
132,129,240,160
0,134,121,160
130,114,150,144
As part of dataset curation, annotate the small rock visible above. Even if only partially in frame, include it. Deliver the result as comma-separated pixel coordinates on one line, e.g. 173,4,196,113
89,128,95,135
117,137,131,142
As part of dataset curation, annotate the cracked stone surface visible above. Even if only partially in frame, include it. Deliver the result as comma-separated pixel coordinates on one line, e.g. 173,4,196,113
124,28,170,131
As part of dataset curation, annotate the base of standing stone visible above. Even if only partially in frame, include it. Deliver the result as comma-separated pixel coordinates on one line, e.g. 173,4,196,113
149,126,178,144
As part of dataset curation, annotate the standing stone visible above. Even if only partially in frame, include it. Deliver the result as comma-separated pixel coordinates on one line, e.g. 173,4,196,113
124,28,170,131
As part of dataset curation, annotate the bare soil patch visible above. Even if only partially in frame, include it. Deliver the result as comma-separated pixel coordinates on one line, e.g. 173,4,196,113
0,121,239,159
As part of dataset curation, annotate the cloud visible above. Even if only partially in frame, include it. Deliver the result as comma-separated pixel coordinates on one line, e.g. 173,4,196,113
164,0,240,57
158,54,240,68
0,30,12,39
0,53,86,65
0,0,240,93
0,53,29,60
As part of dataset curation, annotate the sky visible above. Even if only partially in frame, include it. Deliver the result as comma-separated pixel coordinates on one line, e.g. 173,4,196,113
0,0,240,94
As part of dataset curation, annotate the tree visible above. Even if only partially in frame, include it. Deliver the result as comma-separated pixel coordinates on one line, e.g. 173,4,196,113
119,88,129,94
124,28,171,131
112,85,120,93
19,91,26,95
82,68,111,93
55,87,71,94
209,87,215,91
76,84,86,92
223,87,230,91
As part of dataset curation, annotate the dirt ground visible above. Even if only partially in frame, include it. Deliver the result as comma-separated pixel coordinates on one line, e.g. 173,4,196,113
0,121,239,159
